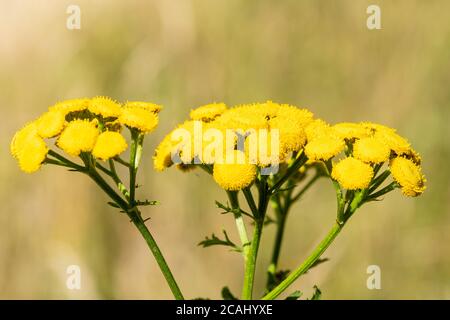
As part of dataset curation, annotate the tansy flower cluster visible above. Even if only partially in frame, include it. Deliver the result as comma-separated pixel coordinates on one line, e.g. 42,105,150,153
154,101,425,198
11,97,161,173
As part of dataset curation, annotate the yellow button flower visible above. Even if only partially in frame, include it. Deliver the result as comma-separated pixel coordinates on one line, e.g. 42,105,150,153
153,139,175,171
119,106,159,133
18,136,48,173
190,103,227,122
49,98,89,115
353,137,391,164
213,151,257,191
123,101,162,113
305,119,331,142
269,116,307,154
390,157,426,197
92,131,128,161
36,110,66,138
374,130,411,155
11,122,38,159
57,120,99,156
333,122,371,140
331,157,374,190
304,134,344,161
88,96,122,118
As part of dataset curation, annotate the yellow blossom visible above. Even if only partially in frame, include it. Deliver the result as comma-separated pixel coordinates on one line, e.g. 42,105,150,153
11,122,38,159
374,130,411,155
333,122,371,140
119,106,158,133
305,119,332,141
190,103,227,121
390,157,426,197
57,120,99,156
304,134,344,161
331,157,374,190
88,96,122,118
92,131,128,160
49,98,89,115
123,101,162,113
36,110,66,138
17,136,48,173
153,138,175,171
353,137,391,164
213,151,257,191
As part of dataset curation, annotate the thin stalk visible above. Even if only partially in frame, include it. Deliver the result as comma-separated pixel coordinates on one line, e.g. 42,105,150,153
130,212,184,300
263,222,343,300
227,191,250,256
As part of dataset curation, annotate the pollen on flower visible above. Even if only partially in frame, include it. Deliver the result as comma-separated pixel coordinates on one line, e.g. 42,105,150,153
92,131,128,161
36,110,66,138
213,151,257,191
305,119,332,141
190,103,227,122
119,106,159,133
10,122,38,159
331,157,374,190
304,134,344,161
88,96,122,118
123,101,163,113
390,157,426,197
353,137,391,164
57,120,99,156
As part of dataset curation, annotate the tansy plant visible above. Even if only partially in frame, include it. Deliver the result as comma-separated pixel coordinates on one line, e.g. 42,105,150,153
11,99,425,300
153,101,425,300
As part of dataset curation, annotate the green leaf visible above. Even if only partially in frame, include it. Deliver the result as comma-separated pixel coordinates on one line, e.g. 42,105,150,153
198,230,238,250
309,285,322,300
221,286,238,300
215,201,254,220
285,290,303,300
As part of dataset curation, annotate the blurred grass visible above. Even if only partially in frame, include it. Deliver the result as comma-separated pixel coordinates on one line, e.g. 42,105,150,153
0,0,449,299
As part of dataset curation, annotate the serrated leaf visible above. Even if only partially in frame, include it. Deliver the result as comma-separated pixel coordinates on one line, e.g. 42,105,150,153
285,290,302,300
309,285,322,300
198,230,238,250
221,286,238,300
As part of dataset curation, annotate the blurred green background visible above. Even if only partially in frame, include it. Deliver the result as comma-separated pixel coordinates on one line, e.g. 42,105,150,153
1,0,449,299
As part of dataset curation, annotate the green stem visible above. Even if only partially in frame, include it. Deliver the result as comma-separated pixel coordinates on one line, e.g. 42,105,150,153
129,130,144,204
242,219,263,300
266,206,287,285
227,191,250,256
130,212,184,300
263,222,344,300
270,152,307,193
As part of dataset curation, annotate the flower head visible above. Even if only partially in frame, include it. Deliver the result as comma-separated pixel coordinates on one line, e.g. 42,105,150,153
57,120,99,156
190,103,227,122
304,134,344,161
92,131,128,160
123,101,162,113
88,96,122,118
49,98,89,115
390,157,426,197
353,137,391,164
331,157,374,190
213,151,257,191
333,122,371,140
119,106,159,133
36,110,66,138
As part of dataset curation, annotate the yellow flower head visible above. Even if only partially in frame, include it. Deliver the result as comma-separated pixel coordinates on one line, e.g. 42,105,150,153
119,106,159,133
269,116,307,154
353,137,391,164
331,157,374,190
153,138,175,171
123,101,162,113
36,110,66,138
213,151,257,191
374,130,411,155
17,136,48,173
11,122,38,159
244,129,286,166
190,103,227,122
57,120,99,156
49,98,89,115
333,122,371,140
305,119,332,141
390,157,426,197
304,134,345,161
214,104,269,130
92,131,128,161
88,96,122,118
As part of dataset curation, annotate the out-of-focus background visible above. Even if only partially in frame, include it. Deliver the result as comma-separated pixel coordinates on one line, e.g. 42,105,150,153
1,0,449,299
